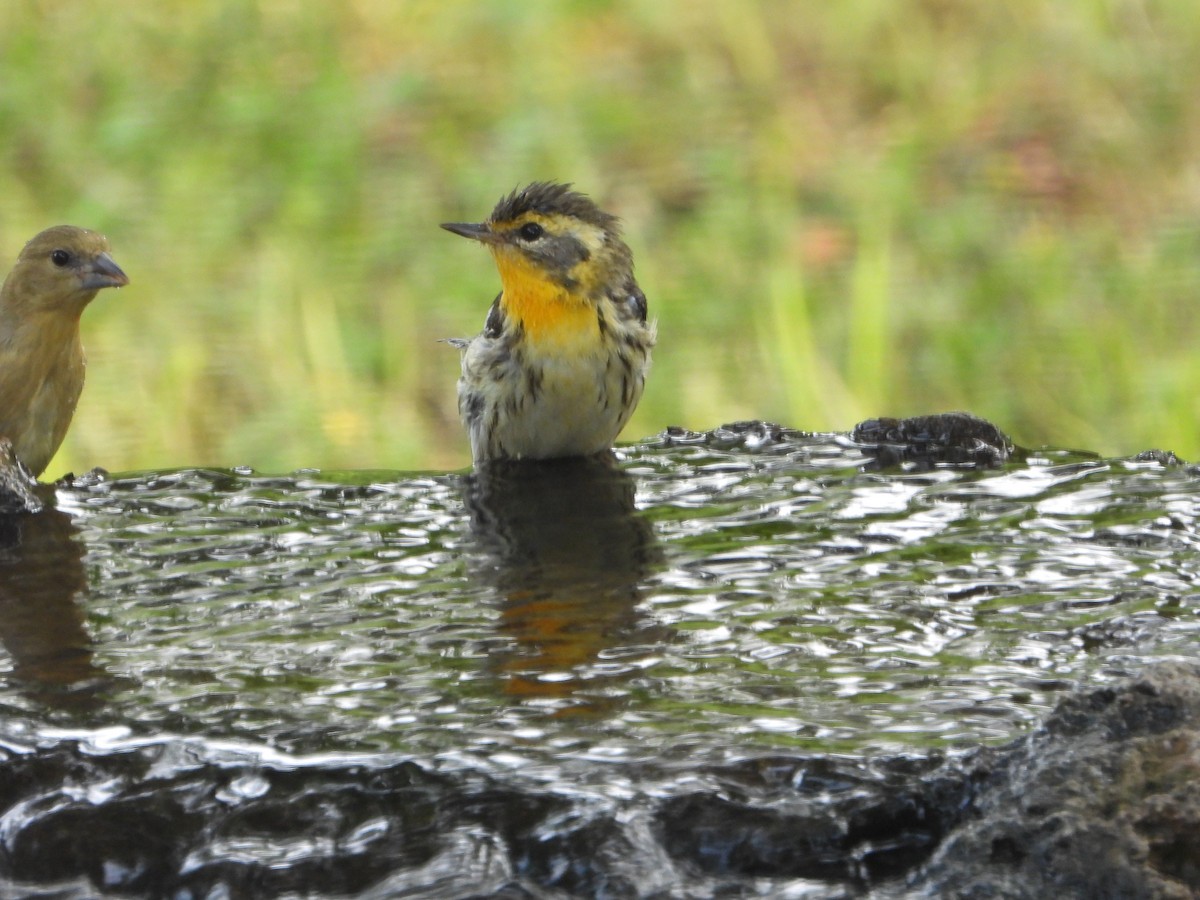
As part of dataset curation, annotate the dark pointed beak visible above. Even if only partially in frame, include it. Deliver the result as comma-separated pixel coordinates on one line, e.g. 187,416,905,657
441,221,501,244
80,252,129,291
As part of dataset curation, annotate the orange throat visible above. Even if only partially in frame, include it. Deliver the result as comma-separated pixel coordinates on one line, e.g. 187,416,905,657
491,248,596,350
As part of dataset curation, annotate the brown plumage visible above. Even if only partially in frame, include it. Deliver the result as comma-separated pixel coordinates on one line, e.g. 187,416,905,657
0,226,127,477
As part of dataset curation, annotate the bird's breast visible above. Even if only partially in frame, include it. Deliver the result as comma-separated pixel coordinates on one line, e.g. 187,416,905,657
0,319,85,475
492,251,598,352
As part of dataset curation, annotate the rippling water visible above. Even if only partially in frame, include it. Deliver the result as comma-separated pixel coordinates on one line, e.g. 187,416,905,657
0,423,1196,895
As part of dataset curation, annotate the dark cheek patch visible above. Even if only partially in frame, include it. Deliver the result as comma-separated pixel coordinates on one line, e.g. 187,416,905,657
537,236,590,287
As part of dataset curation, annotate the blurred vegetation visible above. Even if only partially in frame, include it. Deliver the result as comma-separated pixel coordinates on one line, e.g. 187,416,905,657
2,0,1200,474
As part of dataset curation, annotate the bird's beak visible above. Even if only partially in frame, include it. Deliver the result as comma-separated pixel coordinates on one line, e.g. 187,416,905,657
80,252,129,291
441,221,502,245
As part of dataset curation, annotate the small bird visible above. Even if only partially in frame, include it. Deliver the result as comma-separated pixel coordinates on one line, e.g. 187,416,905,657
0,226,128,477
442,182,656,464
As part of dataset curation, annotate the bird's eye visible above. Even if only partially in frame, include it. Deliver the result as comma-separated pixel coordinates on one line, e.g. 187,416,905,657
50,249,71,267
518,222,544,241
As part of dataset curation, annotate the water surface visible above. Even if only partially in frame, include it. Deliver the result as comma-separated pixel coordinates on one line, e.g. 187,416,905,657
0,424,1196,894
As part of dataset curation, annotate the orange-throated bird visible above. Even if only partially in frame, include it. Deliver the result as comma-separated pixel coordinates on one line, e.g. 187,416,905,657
442,182,655,464
0,226,128,477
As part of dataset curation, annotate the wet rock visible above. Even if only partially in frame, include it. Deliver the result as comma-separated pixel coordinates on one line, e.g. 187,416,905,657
656,420,800,450
895,662,1200,899
0,670,1196,897
0,438,42,515
651,665,1200,898
852,411,1016,469
656,754,964,888
1132,448,1186,466
658,415,1015,467
53,466,110,489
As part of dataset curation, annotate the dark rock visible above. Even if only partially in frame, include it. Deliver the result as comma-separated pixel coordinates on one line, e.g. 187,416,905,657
656,753,968,889
0,667,1196,897
852,412,1016,470
655,666,1200,897
0,438,42,515
894,663,1200,899
8,794,199,892
1132,449,1185,466
655,420,800,449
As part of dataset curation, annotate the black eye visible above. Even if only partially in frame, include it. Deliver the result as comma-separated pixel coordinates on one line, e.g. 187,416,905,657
518,222,544,241
50,249,71,267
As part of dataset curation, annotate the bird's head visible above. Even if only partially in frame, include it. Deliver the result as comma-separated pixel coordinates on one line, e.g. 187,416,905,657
442,182,632,302
4,226,128,317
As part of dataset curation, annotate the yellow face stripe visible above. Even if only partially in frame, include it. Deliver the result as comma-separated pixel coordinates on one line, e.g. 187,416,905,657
490,245,598,349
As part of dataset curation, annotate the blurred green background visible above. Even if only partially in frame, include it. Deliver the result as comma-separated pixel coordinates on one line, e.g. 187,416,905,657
3,0,1200,475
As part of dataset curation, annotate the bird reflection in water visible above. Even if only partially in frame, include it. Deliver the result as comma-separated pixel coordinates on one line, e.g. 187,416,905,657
0,500,104,707
462,454,662,711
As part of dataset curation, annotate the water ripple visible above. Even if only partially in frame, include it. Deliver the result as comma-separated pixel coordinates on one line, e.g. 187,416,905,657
0,433,1189,785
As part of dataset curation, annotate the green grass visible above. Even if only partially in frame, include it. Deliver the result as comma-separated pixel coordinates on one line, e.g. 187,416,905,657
3,0,1200,474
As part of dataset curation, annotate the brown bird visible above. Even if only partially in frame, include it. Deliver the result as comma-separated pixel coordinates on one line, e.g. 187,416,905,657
0,226,128,478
